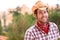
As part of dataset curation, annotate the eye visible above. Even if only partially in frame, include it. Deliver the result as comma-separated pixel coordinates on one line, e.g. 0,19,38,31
44,11,47,13
44,11,46,13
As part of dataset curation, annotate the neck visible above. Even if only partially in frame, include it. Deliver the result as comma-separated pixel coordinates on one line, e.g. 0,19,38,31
36,20,49,34
37,21,46,26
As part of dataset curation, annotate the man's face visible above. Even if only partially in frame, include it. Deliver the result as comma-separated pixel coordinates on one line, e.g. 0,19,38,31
36,8,48,23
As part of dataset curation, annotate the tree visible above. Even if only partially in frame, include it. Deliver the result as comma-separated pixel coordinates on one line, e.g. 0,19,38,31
49,11,60,31
0,21,2,35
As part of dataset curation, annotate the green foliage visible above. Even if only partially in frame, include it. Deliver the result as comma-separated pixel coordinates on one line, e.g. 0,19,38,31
48,10,60,31
7,23,23,40
7,14,24,40
24,14,36,31
13,11,20,16
12,11,21,23
0,21,3,35
7,12,35,40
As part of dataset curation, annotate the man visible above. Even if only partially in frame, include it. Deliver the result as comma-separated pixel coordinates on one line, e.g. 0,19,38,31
24,1,59,40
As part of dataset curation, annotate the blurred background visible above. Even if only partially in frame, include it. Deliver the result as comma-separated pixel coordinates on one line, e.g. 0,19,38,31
0,0,60,40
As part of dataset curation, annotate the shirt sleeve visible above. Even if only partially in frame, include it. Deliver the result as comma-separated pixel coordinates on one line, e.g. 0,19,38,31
53,23,59,38
24,30,34,40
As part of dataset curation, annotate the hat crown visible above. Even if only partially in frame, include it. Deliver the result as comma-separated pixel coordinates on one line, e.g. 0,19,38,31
32,1,48,13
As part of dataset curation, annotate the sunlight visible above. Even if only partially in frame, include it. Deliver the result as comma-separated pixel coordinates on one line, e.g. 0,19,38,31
0,0,59,11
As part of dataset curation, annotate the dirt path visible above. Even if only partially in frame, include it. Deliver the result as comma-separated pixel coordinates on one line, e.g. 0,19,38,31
0,36,8,40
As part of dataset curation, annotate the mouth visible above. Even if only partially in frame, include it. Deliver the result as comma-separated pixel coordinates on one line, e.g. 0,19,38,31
42,17,47,19
41,18,47,21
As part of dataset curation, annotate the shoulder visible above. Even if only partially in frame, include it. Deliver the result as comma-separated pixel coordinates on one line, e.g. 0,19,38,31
24,25,36,38
49,22,56,25
25,25,36,33
49,22,58,28
49,22,59,38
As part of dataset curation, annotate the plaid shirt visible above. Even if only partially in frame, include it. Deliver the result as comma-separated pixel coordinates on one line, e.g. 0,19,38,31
24,22,59,40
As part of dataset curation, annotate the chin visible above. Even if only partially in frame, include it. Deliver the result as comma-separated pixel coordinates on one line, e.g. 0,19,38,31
38,19,48,23
43,21,47,23
42,20,47,23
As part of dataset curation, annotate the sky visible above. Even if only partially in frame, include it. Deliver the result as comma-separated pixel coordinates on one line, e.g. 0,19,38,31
0,0,60,11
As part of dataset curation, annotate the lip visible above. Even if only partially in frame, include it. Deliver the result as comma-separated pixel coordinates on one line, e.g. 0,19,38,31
41,17,47,21
42,17,47,19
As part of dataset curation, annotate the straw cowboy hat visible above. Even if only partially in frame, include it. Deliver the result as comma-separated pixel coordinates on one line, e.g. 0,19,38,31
32,1,48,14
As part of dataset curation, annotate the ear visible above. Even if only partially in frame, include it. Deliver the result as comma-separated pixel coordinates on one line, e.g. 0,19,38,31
33,14,37,19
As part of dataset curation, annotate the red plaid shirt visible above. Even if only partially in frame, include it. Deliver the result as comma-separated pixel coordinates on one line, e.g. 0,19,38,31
24,22,59,40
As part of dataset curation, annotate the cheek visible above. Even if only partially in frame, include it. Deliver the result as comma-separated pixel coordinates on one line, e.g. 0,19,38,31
37,15,42,19
46,13,48,18
42,13,48,18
